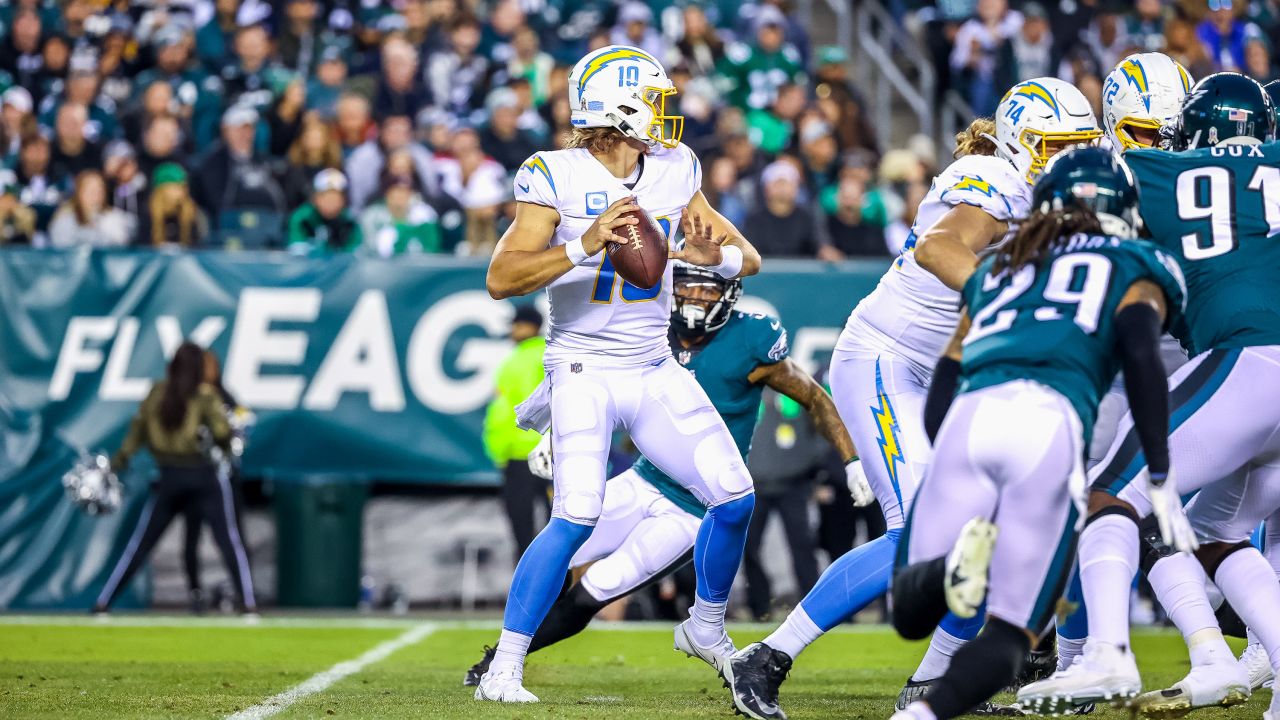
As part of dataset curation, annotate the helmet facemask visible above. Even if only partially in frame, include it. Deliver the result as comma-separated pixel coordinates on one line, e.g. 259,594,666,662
671,270,740,337
1112,116,1166,150
641,86,683,148
1018,128,1103,181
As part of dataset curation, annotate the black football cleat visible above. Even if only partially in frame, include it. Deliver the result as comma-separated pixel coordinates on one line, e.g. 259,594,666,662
896,677,1029,716
1006,644,1058,692
463,645,496,687
722,642,792,720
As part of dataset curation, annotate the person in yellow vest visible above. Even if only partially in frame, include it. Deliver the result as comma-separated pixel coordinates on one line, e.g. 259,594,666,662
483,305,549,559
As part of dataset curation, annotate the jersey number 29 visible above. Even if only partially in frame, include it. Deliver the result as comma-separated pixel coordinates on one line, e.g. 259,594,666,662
966,253,1113,344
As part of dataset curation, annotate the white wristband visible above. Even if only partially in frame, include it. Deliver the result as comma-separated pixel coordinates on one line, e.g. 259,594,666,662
564,237,590,265
710,244,743,279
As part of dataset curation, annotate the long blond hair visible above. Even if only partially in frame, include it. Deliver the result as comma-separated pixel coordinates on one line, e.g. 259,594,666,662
562,126,626,154
149,184,197,247
953,118,998,158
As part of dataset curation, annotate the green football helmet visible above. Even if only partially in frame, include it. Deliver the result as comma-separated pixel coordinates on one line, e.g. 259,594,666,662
1267,80,1280,134
1171,72,1275,150
1033,146,1141,239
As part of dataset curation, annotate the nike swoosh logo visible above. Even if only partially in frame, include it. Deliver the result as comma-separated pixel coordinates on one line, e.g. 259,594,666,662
517,182,530,193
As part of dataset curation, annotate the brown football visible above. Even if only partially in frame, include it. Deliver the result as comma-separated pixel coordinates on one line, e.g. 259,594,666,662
606,207,668,289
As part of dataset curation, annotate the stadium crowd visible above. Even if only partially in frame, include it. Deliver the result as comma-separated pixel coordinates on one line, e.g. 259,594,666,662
0,0,1274,259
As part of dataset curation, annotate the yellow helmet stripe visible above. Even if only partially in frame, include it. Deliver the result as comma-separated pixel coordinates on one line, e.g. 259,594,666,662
1014,81,1061,119
1119,58,1152,110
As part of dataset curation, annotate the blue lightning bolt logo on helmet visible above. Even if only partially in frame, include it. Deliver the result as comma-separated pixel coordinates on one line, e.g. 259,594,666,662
1103,52,1194,151
994,77,1102,183
567,45,684,149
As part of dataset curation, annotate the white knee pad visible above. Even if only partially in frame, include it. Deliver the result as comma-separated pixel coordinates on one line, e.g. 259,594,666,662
633,515,699,575
694,437,753,500
581,553,642,599
554,456,606,524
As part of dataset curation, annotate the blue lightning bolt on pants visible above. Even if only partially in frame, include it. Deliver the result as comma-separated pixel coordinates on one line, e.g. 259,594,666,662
820,349,982,644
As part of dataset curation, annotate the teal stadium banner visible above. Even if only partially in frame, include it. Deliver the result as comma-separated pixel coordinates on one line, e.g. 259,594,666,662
0,249,889,608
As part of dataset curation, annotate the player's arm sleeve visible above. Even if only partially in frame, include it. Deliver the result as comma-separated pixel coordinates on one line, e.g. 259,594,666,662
1115,294,1170,477
514,154,558,208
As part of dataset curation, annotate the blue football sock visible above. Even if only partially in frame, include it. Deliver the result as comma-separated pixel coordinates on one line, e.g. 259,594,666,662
502,517,594,636
799,528,902,631
938,605,985,638
693,493,755,603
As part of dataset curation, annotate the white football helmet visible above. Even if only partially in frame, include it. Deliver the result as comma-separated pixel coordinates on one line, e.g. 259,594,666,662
568,44,683,149
1103,52,1194,151
994,77,1102,183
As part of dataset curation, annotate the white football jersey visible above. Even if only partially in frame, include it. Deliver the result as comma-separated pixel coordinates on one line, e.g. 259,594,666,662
514,143,702,368
837,153,1031,371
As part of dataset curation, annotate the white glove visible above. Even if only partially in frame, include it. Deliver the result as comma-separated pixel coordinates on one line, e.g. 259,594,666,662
527,432,554,480
846,459,875,507
1148,469,1198,553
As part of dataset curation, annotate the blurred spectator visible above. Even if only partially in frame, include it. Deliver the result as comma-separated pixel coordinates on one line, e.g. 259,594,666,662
221,24,278,116
426,16,492,118
1004,2,1055,82
0,9,44,96
480,88,539,173
951,0,1024,115
1245,35,1273,79
812,46,879,157
306,44,349,118
506,26,554,107
702,156,749,228
145,162,207,247
797,117,840,193
196,0,241,70
190,106,287,233
1199,0,1262,73
1,87,33,160
334,92,374,157
50,103,104,188
1082,5,1131,75
483,303,549,560
16,132,62,236
718,5,806,111
103,140,146,220
480,0,525,65
346,113,438,211
281,115,344,208
138,114,188,184
358,174,442,257
437,127,507,255
1166,17,1216,79
133,27,214,146
823,171,888,258
747,82,806,155
743,388,822,620
673,5,726,78
744,160,822,258
277,0,322,76
0,169,36,245
38,52,119,144
48,170,133,248
1127,0,1168,53
375,35,430,119
610,2,668,61
34,34,72,108
287,169,362,254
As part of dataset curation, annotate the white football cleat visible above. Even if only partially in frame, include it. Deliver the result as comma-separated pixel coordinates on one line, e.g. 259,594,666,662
474,668,538,703
945,517,998,619
1267,687,1280,720
1240,642,1275,691
674,619,736,673
1017,641,1140,715
1134,660,1249,718
891,701,936,720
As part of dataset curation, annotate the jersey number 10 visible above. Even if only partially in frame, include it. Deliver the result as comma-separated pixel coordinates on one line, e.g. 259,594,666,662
590,217,673,303
1177,164,1280,260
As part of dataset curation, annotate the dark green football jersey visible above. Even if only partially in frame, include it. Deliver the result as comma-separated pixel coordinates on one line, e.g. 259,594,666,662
632,311,789,517
960,236,1186,441
1127,143,1280,356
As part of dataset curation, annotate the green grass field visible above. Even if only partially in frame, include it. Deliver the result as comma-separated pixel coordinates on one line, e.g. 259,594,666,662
0,616,1265,719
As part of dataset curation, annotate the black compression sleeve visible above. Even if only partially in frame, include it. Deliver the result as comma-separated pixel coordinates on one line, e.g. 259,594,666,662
924,356,962,444
1115,302,1170,478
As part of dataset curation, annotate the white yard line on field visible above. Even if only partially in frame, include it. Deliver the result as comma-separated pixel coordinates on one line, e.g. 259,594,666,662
224,623,436,720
